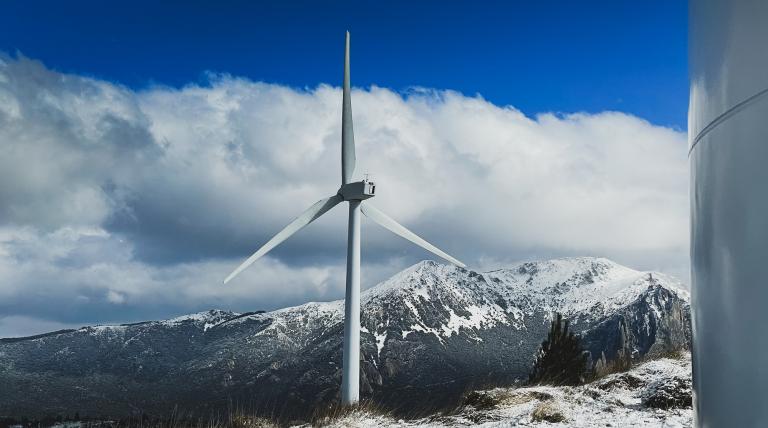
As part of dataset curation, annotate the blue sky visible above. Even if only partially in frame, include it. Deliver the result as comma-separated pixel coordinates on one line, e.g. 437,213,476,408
0,1,689,336
0,0,687,128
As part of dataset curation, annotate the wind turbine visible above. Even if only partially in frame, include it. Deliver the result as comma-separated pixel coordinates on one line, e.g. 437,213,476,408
223,31,465,405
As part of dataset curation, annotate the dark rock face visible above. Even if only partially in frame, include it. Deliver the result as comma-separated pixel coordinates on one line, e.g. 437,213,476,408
578,280,692,363
0,257,690,420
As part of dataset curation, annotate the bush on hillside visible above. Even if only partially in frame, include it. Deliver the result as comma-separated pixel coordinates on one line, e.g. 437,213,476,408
528,313,589,386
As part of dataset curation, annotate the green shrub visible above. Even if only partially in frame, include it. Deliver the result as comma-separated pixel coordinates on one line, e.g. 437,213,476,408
528,313,589,386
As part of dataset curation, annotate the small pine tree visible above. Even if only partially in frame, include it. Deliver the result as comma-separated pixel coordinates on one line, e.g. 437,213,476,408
528,312,589,386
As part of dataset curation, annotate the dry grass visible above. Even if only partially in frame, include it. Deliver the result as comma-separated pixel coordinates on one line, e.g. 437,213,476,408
230,414,280,428
591,346,688,382
1,399,401,428
458,387,554,413
531,401,566,423
591,355,633,380
641,347,688,362
307,400,391,427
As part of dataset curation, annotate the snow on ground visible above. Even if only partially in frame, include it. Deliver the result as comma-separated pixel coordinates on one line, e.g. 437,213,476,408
298,355,692,428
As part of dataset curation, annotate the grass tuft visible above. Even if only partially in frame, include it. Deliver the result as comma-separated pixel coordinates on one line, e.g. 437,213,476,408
531,401,566,423
308,400,391,427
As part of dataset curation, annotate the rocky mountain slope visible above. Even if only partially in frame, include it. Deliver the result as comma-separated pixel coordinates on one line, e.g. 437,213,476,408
0,257,690,420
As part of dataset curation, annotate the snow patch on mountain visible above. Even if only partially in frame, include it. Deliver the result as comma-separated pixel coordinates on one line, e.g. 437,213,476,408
164,309,238,328
484,257,689,322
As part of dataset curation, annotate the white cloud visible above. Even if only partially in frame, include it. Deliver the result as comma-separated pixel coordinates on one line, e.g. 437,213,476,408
0,54,689,337
106,290,126,304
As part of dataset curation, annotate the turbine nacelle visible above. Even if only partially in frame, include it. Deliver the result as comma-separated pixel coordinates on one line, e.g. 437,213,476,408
338,179,375,201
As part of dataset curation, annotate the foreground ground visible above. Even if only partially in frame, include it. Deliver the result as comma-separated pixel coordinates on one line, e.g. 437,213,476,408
18,355,692,428
302,354,692,427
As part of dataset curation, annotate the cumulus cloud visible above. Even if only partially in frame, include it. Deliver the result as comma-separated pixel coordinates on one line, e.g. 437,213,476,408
0,54,689,336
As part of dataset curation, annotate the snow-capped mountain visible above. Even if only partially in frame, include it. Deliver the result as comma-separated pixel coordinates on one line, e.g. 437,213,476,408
0,257,690,420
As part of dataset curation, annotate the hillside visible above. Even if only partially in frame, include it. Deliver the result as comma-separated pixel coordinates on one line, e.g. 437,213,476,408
305,354,693,427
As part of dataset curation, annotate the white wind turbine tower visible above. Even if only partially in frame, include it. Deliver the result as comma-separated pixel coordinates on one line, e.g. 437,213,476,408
223,32,465,405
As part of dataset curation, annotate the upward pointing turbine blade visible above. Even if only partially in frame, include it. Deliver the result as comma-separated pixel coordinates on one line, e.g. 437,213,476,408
341,31,356,184
223,194,344,284
360,203,466,268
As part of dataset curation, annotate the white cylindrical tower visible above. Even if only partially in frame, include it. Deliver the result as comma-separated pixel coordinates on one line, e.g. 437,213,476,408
341,200,361,404
690,1,768,426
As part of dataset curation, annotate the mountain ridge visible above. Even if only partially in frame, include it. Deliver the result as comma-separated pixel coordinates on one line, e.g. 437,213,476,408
0,257,691,420
2,257,686,339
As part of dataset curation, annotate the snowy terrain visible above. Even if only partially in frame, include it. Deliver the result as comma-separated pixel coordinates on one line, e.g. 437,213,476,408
305,355,693,428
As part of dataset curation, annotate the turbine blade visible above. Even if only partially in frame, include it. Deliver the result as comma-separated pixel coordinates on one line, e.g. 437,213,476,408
361,203,466,268
341,31,356,184
223,194,344,284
